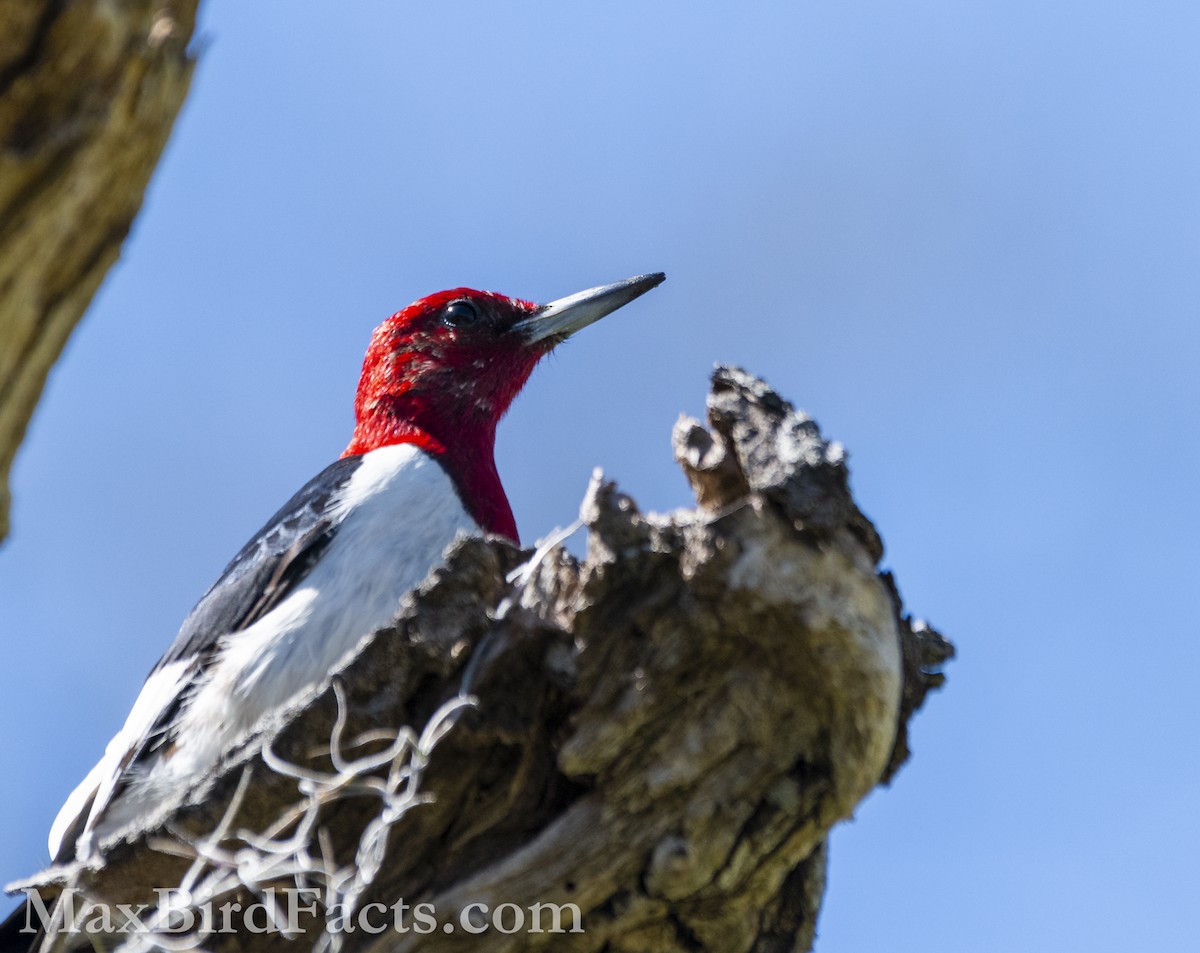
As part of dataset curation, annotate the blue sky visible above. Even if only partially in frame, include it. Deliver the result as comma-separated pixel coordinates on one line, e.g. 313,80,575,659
3,1,1199,949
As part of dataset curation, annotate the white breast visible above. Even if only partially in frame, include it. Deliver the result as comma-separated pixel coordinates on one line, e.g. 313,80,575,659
58,444,479,856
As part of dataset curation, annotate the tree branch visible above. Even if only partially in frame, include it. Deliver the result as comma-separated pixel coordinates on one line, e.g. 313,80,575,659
11,366,952,952
0,0,199,541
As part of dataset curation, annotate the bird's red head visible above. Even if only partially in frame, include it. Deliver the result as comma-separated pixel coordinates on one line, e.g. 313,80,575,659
344,274,664,543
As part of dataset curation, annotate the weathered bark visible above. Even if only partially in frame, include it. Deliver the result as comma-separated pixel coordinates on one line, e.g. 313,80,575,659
0,0,199,541
11,367,953,952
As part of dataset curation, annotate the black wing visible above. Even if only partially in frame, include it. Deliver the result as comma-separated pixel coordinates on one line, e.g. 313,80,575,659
51,456,369,862
153,454,365,673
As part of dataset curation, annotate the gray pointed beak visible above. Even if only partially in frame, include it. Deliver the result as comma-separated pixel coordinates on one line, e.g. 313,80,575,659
515,272,665,345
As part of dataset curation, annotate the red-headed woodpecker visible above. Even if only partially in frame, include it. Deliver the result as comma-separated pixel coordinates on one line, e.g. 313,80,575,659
44,273,665,863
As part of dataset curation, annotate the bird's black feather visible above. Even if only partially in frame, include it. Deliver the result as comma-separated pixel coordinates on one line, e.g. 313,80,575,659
0,901,35,953
50,456,368,863
152,454,365,673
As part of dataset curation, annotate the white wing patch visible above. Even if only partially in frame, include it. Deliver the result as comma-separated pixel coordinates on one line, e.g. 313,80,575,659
50,444,479,859
48,659,194,859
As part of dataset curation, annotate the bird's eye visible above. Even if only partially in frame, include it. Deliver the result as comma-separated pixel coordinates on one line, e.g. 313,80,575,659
441,300,481,329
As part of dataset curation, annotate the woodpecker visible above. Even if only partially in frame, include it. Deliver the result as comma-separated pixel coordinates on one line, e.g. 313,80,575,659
34,272,664,868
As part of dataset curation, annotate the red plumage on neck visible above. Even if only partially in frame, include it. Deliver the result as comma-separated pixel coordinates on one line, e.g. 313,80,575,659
342,289,544,543
342,391,519,542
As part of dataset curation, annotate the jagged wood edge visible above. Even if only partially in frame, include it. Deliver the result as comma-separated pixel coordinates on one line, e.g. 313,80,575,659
17,367,952,953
